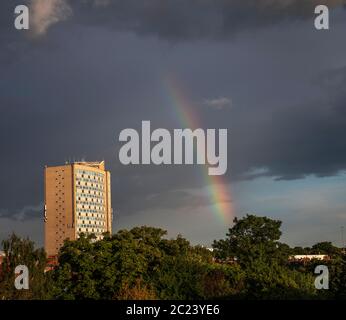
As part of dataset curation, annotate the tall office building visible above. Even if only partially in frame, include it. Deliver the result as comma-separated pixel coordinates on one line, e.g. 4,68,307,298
44,161,112,256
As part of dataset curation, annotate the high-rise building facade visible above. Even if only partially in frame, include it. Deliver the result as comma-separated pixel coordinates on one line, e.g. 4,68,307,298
44,161,112,256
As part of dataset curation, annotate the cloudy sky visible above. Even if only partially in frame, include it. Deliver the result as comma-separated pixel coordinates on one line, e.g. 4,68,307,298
1,0,346,248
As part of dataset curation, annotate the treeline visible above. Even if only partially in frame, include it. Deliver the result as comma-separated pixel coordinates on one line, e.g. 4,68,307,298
0,215,345,300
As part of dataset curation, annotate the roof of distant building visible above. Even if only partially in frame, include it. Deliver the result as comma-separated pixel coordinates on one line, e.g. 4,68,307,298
291,254,329,260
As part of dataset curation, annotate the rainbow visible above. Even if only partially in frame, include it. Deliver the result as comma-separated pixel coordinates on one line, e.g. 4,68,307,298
162,74,234,225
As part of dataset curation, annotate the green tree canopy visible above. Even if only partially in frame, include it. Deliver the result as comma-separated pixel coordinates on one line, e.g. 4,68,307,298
0,233,50,299
212,214,317,299
212,214,285,263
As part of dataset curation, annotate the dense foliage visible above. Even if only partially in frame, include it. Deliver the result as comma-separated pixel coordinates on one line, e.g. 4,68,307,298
0,234,50,299
0,215,345,299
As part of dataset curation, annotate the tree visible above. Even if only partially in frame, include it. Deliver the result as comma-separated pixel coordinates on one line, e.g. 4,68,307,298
50,226,245,300
0,233,51,299
3,218,343,300
212,214,285,265
212,215,317,299
51,227,198,299
311,242,341,256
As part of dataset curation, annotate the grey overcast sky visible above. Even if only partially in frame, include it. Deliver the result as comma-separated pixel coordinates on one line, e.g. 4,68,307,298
1,0,346,248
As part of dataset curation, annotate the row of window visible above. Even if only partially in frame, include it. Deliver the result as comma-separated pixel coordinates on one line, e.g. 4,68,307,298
76,180,104,190
77,216,105,222
78,220,105,226
76,169,103,176
77,186,104,194
77,185,104,192
76,208,104,214
76,175,104,181
76,176,104,184
77,226,105,233
76,170,104,180
77,196,103,201
76,192,104,199
77,196,104,202
77,204,103,210
77,190,102,197
78,212,104,220
76,200,104,206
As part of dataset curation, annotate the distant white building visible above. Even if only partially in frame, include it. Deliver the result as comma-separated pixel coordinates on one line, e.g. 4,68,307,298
291,254,329,261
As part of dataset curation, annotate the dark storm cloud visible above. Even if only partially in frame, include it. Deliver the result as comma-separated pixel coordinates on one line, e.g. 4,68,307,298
113,67,346,214
0,1,26,64
3,0,344,41
116,188,211,216
0,203,43,221
226,62,346,181
232,85,346,180
1,0,346,227
64,0,345,40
